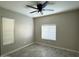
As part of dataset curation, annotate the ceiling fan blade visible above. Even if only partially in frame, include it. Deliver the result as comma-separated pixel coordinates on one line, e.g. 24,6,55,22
30,11,37,13
26,5,37,9
43,9,54,11
42,1,48,8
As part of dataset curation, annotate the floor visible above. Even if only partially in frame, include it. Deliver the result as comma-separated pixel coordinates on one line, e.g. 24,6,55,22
6,44,79,57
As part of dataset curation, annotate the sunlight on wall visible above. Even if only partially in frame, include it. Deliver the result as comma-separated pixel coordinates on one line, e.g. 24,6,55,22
17,23,33,39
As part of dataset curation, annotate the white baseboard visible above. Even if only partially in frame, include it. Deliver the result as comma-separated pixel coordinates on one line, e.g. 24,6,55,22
36,42,79,53
1,42,34,57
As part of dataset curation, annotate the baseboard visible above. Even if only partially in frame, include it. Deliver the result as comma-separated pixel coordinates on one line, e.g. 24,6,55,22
36,42,79,53
1,42,34,57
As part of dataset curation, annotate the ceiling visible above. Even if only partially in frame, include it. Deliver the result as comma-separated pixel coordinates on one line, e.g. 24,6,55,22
0,1,79,18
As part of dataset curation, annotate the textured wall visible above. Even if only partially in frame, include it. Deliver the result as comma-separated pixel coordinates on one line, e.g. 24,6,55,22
34,10,79,51
0,7,34,55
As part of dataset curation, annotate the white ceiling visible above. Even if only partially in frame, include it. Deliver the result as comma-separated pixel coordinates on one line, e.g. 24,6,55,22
0,1,79,18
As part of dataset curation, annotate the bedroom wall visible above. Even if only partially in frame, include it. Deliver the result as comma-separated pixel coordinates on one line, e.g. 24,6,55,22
0,16,1,56
0,7,34,55
34,9,79,51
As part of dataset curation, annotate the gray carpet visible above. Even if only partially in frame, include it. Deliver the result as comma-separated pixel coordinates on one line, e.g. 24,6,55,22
6,44,79,57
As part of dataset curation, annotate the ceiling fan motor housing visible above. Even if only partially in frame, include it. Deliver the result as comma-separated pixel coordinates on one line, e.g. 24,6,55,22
37,3,43,12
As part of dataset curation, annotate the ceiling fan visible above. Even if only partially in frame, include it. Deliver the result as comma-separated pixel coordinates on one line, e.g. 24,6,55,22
26,1,54,14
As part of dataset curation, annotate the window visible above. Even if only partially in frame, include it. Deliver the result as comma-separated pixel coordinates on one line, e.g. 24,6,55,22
41,25,56,40
2,17,15,45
